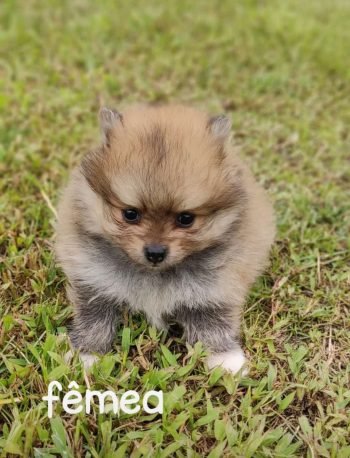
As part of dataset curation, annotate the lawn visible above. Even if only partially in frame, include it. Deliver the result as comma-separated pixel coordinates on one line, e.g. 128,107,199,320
1,0,350,456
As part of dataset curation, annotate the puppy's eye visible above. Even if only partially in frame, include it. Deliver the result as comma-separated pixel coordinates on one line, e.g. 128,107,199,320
176,212,195,228
122,208,141,224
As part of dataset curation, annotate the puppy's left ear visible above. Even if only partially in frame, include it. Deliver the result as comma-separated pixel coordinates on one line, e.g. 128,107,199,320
99,107,123,145
208,114,232,142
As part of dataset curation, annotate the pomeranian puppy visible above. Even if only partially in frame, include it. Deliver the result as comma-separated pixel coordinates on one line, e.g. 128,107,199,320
56,104,275,374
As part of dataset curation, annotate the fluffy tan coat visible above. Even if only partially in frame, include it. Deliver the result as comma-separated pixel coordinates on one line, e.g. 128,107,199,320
56,104,275,373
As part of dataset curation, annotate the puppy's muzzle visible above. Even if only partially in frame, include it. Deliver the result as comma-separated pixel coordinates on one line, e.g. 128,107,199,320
144,244,168,264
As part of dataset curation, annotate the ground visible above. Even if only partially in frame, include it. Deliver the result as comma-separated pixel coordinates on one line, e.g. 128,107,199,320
0,1,350,457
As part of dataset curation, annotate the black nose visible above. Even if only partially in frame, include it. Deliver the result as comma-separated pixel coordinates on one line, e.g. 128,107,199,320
144,244,167,264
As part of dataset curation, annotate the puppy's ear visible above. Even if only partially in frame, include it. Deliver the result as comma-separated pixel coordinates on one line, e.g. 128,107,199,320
99,107,123,145
208,114,232,142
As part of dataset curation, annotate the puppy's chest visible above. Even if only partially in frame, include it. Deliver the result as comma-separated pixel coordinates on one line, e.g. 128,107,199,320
124,272,213,317
83,237,220,319
126,284,175,319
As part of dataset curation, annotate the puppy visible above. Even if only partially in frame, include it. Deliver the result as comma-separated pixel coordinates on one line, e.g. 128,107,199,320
56,104,275,374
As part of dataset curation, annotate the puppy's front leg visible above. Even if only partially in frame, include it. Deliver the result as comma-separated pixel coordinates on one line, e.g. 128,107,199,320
166,304,247,375
67,282,122,368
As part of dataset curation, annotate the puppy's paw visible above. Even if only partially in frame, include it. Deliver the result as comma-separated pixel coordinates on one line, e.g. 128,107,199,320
207,348,248,375
80,353,99,370
64,350,99,371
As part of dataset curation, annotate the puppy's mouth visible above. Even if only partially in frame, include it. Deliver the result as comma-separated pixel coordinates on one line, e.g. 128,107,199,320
141,257,176,271
129,251,185,273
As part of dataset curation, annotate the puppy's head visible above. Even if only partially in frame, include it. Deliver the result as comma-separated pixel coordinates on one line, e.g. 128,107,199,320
81,105,246,270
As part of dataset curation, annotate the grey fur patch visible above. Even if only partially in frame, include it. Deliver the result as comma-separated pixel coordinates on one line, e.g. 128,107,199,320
78,227,226,288
163,303,240,353
69,280,124,353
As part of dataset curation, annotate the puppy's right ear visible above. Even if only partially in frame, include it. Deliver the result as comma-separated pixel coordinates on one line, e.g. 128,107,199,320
99,107,123,145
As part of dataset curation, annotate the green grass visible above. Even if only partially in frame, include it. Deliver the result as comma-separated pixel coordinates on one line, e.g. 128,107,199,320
1,0,350,456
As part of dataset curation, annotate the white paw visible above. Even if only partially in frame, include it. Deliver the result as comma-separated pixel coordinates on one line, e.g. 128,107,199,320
64,350,99,370
207,348,248,375
80,353,99,370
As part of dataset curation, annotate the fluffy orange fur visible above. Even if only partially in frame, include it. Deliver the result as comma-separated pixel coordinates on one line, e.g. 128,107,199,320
80,105,259,268
56,104,275,374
